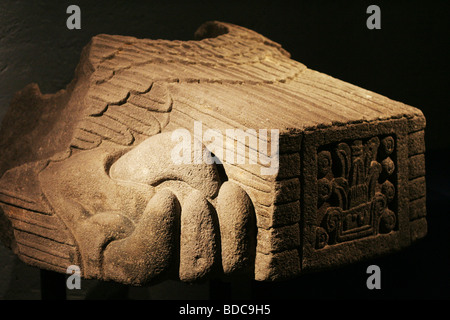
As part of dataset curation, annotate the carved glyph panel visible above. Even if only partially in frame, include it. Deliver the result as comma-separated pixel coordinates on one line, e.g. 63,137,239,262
315,135,398,249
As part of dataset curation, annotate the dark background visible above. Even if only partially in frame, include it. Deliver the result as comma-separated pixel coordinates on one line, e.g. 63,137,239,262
0,0,449,301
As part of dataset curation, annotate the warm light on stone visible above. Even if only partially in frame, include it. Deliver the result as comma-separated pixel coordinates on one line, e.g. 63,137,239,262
0,21,426,285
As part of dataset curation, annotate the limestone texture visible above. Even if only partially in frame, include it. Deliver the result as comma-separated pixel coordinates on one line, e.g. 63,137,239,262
0,21,427,284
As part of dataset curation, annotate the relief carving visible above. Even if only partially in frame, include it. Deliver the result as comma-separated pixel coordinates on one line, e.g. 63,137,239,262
315,135,398,249
0,21,426,283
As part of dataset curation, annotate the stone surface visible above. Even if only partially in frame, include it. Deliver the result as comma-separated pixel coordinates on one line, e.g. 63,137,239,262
179,190,218,282
216,181,256,276
0,21,427,284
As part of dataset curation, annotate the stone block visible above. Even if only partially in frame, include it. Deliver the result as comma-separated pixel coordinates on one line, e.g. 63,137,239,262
0,21,427,284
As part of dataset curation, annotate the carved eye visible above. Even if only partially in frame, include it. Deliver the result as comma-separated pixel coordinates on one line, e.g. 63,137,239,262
381,180,395,203
325,207,342,233
381,157,395,176
317,178,332,202
318,151,332,177
381,136,395,155
315,227,329,249
373,192,387,216
379,209,396,233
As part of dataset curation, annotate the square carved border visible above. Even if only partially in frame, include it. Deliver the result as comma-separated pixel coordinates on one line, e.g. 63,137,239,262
300,118,411,272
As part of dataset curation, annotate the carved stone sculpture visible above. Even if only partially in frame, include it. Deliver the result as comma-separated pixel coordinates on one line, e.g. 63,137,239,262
0,21,427,285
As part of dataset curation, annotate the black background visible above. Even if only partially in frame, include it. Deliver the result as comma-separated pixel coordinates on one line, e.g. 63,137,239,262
0,0,449,300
